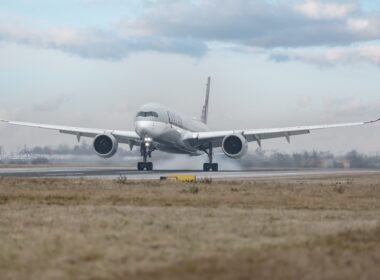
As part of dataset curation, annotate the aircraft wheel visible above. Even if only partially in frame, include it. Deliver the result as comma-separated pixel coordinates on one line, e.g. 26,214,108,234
203,163,212,172
138,162,153,171
212,163,219,172
203,163,219,172
203,163,209,172
146,162,153,171
137,162,144,171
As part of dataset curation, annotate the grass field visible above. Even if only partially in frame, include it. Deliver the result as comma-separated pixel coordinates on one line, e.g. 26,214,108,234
1,174,380,280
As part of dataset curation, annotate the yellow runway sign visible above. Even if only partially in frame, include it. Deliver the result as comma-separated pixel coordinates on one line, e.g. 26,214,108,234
160,175,196,182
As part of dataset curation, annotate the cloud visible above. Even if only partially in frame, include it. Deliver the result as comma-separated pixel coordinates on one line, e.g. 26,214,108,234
296,95,313,108
270,44,380,66
0,22,207,60
1,0,380,63
294,0,356,19
120,0,380,48
32,96,70,112
322,96,380,117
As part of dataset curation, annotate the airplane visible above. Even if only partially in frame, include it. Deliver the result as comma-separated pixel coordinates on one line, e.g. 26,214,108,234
1,77,379,171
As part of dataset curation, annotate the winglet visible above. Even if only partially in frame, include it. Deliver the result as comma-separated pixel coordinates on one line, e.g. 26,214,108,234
365,117,380,124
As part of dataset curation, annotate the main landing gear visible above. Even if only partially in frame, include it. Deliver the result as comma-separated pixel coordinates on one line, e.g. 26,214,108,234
138,138,155,171
202,144,218,172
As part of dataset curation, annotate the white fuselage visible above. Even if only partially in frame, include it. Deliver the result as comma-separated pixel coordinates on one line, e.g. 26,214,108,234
134,103,209,155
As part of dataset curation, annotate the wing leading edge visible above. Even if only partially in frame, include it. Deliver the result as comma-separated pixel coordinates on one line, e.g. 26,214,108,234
185,118,380,149
0,119,141,146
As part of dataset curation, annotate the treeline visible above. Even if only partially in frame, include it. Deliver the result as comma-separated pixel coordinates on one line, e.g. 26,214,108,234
239,150,380,169
1,143,380,168
0,142,138,165
20,143,136,156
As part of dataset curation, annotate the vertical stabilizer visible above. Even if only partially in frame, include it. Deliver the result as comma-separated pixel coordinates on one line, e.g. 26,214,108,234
201,77,211,124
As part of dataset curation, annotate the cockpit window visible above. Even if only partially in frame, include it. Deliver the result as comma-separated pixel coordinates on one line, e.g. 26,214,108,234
136,111,159,118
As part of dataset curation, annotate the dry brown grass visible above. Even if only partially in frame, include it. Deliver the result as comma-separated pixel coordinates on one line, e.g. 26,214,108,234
0,174,380,280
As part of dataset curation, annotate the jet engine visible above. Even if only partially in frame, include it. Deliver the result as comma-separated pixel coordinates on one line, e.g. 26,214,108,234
221,134,248,158
93,134,118,158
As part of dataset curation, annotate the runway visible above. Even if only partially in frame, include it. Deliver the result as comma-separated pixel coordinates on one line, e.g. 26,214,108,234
0,166,379,180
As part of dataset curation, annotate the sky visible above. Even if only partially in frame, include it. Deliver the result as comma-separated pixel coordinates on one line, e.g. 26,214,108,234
0,0,380,154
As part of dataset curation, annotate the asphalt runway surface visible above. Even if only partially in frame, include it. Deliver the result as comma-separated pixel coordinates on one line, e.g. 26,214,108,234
0,167,379,180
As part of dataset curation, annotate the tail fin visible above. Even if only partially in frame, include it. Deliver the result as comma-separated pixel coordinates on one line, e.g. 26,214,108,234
201,77,211,124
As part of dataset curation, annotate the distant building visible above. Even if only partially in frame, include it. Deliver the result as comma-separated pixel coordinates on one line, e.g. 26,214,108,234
336,160,351,169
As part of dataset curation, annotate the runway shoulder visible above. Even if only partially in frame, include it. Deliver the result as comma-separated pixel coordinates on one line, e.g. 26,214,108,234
0,166,379,180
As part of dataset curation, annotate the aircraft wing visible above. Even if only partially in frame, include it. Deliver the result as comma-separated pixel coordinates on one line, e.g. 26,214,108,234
0,119,141,146
185,118,380,149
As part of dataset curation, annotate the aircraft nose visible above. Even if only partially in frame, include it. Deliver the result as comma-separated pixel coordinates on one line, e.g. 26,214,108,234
135,121,152,137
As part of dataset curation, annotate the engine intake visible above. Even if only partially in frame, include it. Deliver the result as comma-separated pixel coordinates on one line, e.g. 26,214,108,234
222,134,248,158
93,134,118,158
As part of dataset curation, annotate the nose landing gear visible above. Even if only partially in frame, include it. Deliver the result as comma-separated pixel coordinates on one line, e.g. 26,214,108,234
138,137,155,171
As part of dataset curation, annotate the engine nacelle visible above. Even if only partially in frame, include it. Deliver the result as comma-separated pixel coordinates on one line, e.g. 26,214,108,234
222,134,248,158
93,134,118,158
